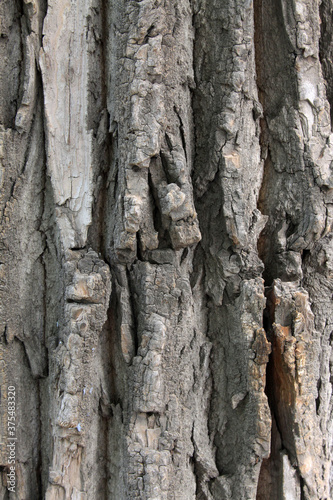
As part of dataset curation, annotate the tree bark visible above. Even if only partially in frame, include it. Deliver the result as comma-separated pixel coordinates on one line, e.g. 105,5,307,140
0,0,332,498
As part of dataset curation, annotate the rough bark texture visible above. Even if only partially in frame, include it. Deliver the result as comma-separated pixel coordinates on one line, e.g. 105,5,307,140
0,0,332,499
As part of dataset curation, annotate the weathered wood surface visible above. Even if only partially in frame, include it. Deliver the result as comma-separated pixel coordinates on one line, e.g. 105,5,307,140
0,0,332,498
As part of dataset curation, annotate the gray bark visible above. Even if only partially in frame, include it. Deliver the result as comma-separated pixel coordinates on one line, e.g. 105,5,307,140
0,0,332,498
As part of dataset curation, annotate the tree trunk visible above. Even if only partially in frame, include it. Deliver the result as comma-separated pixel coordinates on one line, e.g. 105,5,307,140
0,0,332,498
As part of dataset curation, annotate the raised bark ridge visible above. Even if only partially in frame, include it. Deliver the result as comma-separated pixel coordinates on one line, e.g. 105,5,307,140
0,0,332,499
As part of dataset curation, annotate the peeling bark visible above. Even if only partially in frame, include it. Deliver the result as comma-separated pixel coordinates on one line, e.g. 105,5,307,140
0,0,332,499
